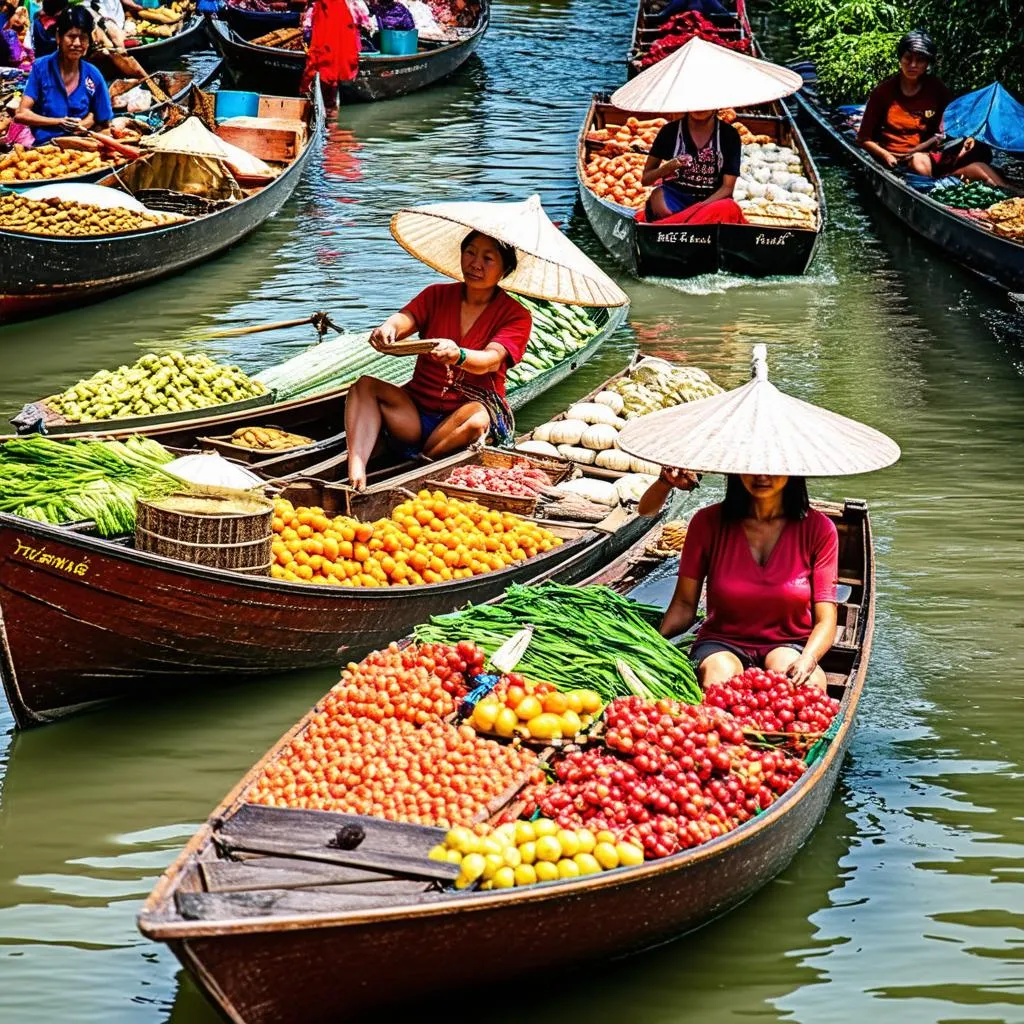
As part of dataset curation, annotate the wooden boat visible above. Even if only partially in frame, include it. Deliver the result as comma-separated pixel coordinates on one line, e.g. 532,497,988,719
108,64,224,120
123,14,211,73
205,2,489,101
577,94,826,278
137,497,873,1023
0,88,324,323
627,0,746,80
0,457,649,727
220,0,301,40
3,302,627,456
793,83,1024,292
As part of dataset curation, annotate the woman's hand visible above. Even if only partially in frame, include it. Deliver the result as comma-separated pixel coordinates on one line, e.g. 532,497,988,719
880,150,900,169
660,467,699,490
429,339,462,365
786,652,819,687
369,322,397,350
60,116,83,133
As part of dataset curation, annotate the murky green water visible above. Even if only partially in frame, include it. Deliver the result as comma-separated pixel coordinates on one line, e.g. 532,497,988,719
2,2,1023,1021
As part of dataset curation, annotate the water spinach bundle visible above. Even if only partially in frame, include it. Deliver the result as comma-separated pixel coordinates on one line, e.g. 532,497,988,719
415,581,701,703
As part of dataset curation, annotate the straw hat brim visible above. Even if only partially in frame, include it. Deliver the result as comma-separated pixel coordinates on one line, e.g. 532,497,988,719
612,36,803,114
390,194,629,308
616,377,900,477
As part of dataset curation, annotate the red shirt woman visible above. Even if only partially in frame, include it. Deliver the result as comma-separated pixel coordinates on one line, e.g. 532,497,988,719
344,230,532,490
660,474,839,689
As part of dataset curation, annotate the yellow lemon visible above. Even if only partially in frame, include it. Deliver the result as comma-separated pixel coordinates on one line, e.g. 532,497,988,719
460,853,486,881
535,835,562,862
556,829,580,858
616,842,644,867
535,860,559,882
533,818,558,837
514,820,536,845
493,866,516,889
594,842,619,870
427,844,448,862
502,846,523,869
574,852,602,875
482,853,504,880
576,828,597,855
556,858,580,879
445,849,463,865
514,863,538,887
517,840,537,865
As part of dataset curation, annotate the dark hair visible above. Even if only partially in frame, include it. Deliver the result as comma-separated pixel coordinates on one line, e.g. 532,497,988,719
721,474,810,522
42,0,68,17
460,230,518,278
897,29,936,63
56,4,93,36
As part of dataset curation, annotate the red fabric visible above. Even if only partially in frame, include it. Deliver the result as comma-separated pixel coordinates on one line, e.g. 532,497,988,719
400,283,532,414
635,198,745,225
301,0,360,93
857,74,952,155
679,503,839,650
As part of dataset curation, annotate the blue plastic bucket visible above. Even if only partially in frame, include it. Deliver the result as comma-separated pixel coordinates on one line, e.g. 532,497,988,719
379,28,418,56
215,90,260,121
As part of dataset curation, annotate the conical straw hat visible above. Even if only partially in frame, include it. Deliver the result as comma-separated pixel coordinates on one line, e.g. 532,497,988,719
390,194,629,307
616,345,900,477
611,37,803,114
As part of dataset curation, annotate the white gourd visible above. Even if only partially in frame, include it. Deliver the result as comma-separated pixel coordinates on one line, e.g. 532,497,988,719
787,162,803,174
547,419,588,445
615,473,658,505
611,415,627,430
775,146,795,161
595,448,632,471
769,171,793,188
566,402,618,426
515,439,561,458
557,477,618,506
768,159,790,172
745,143,762,157
753,165,771,184
733,182,749,201
746,180,767,198
556,444,596,464
790,178,814,195
593,390,624,415
630,455,663,475
763,183,786,202
580,423,619,451
533,421,557,443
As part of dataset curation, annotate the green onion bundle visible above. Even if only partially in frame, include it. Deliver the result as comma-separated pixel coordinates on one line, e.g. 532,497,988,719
0,435,179,537
415,582,701,703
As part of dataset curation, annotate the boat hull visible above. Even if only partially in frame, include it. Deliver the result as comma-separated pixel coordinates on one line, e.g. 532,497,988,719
129,16,211,72
0,508,648,726
220,3,299,40
207,10,488,100
794,90,1024,292
0,89,323,323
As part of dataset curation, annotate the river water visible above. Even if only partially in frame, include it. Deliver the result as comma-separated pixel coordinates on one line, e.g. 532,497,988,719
2,2,1024,1021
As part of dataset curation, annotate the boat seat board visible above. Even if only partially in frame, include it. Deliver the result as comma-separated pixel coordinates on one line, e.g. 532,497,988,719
199,859,422,893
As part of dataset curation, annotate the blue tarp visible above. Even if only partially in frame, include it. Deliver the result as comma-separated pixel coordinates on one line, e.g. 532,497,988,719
943,83,1024,153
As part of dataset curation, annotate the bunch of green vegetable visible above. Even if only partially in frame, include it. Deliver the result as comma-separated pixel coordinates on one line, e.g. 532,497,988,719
606,360,723,419
414,582,701,703
505,299,601,388
930,181,1008,210
0,435,179,536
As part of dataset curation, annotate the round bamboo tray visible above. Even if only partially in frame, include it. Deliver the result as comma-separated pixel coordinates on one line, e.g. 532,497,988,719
135,492,274,575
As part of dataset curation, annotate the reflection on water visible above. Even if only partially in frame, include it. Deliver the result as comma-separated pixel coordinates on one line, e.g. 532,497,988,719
2,0,1024,1020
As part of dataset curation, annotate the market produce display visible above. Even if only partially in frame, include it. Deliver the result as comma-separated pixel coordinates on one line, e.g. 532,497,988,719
505,297,602,387
270,491,562,586
734,140,819,229
986,197,1024,241
442,463,552,499
248,641,541,826
467,673,603,742
44,352,268,423
0,192,181,238
127,0,190,40
583,117,666,208
703,667,840,736
521,697,807,858
230,426,313,451
527,360,721,476
430,818,644,890
0,144,110,183
416,581,702,702
0,435,177,536
929,180,1007,211
633,10,752,71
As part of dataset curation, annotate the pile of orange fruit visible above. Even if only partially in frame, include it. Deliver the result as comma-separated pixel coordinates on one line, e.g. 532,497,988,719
270,490,562,587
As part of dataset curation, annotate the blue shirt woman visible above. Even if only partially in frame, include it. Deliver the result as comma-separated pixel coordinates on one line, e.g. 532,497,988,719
16,5,111,146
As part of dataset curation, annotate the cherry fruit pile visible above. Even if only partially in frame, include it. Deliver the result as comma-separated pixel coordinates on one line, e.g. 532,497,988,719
703,667,840,735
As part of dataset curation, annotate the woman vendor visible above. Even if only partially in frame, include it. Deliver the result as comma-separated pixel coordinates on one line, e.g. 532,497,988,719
858,30,1009,186
344,230,532,490
16,5,112,147
659,473,839,689
641,108,742,222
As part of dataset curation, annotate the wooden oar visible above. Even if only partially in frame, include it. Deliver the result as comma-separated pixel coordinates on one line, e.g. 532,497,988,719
198,312,345,340
85,129,141,161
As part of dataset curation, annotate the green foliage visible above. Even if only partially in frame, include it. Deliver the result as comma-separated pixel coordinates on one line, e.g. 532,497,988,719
809,30,904,102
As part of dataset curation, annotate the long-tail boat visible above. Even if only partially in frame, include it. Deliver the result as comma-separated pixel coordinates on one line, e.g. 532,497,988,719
137,498,873,1023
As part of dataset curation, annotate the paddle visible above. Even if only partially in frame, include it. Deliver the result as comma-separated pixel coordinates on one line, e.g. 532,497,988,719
197,312,345,340
84,129,141,161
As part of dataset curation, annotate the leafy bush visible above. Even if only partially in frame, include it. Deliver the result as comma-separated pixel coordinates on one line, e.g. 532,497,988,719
810,30,903,102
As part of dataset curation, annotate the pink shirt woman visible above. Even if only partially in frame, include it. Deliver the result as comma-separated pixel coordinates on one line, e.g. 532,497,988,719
661,474,839,689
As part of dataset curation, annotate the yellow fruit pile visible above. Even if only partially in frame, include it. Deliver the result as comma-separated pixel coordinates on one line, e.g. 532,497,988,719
430,819,645,889
0,193,180,237
0,144,107,182
271,491,562,586
470,679,603,742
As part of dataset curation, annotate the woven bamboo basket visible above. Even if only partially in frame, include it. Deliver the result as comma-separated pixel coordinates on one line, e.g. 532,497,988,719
135,492,274,575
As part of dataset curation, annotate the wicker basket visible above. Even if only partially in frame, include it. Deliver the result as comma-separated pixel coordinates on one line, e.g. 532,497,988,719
135,492,274,575
478,448,571,484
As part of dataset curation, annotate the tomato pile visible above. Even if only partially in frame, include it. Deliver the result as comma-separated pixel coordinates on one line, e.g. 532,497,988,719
444,463,552,499
520,696,807,859
249,641,540,827
703,667,841,735
635,12,752,71
469,674,603,742
270,491,561,586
